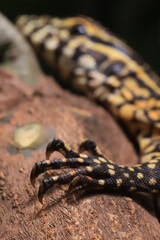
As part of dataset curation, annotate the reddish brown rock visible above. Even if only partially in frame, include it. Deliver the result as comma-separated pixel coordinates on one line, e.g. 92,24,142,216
0,68,159,240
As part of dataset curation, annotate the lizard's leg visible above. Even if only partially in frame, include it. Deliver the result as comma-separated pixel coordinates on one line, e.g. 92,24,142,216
31,138,106,187
31,138,113,203
31,138,160,204
31,138,108,186
139,136,160,220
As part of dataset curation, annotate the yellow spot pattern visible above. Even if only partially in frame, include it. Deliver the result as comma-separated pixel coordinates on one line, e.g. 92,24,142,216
45,160,51,165
80,154,88,158
52,176,59,181
108,169,115,175
124,173,129,178
128,167,134,172
98,179,105,185
78,158,84,163
149,178,157,185
86,166,93,172
98,157,107,163
62,158,67,163
93,159,101,164
130,187,136,191
116,179,122,187
107,164,114,169
130,180,135,184
147,164,156,169
137,173,144,179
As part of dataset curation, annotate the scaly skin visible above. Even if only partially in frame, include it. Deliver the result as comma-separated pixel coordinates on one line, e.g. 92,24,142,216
16,15,160,203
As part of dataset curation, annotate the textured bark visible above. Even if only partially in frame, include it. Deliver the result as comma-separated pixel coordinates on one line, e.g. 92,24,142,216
0,68,160,240
0,13,160,240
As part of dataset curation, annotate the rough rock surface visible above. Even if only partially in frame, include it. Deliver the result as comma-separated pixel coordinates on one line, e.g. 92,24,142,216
0,68,160,240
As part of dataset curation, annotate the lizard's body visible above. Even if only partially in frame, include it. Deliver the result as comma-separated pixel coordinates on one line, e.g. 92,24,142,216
16,15,160,203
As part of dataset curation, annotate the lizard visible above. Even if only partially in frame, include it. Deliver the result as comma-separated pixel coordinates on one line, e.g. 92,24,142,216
16,15,160,204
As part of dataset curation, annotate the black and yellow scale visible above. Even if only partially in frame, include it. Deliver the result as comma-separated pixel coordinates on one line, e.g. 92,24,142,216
16,15,160,204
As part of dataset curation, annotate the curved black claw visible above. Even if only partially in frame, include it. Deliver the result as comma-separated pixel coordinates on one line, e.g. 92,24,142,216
46,137,78,159
30,161,48,187
30,165,37,187
46,138,64,159
38,181,46,204
79,139,102,156
30,160,53,187
68,175,93,193
38,178,54,204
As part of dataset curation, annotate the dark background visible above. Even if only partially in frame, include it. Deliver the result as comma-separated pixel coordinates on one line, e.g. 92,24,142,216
0,0,160,74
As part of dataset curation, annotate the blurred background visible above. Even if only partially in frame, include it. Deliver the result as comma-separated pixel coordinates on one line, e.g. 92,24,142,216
0,0,160,74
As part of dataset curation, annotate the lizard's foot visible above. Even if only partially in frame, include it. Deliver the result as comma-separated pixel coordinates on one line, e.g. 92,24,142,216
30,138,113,203
30,138,160,204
